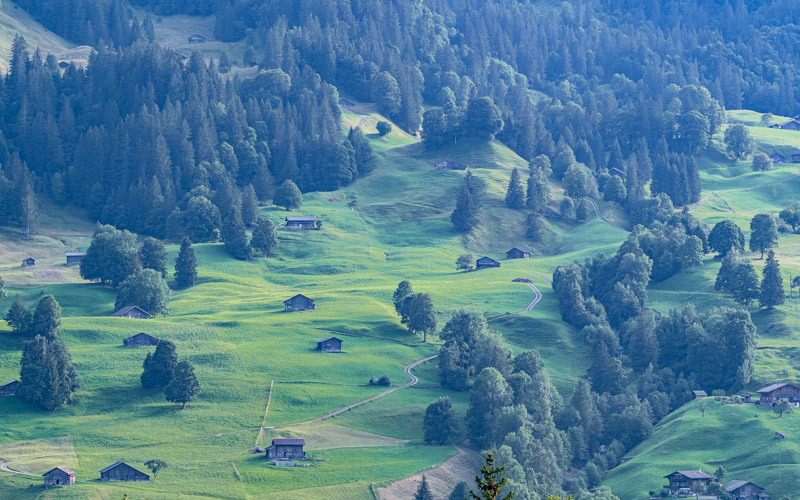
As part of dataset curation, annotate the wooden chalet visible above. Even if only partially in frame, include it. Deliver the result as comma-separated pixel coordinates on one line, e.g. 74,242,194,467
188,34,206,43
65,252,86,266
112,306,152,319
757,382,800,406
42,467,75,486
777,118,800,131
100,462,149,482
284,294,316,312
663,470,713,494
768,152,787,164
506,247,531,259
317,337,342,353
608,167,625,177
21,257,35,267
725,480,769,500
0,380,20,396
266,438,306,460
476,256,501,270
740,392,752,403
693,390,708,399
285,216,317,229
434,160,467,171
123,332,160,347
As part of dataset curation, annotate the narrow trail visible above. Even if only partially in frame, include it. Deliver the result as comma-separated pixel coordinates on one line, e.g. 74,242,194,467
487,272,547,323
254,380,274,448
582,197,622,228
357,115,368,128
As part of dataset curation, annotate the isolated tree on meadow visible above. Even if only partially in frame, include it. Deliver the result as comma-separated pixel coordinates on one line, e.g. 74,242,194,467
698,401,706,417
760,113,774,126
760,250,785,310
393,280,414,322
423,396,458,444
724,124,755,160
251,217,278,258
376,121,392,136
145,459,167,481
415,475,434,500
175,237,198,288
32,295,61,338
505,168,525,209
141,340,178,389
139,237,168,278
406,293,437,342
469,452,516,500
18,334,79,411
750,214,779,259
751,152,773,173
774,399,793,418
115,269,171,316
708,220,745,257
457,254,475,271
273,180,303,211
164,360,201,409
5,294,31,335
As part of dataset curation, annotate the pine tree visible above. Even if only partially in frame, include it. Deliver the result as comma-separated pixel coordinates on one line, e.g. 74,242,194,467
32,295,61,338
415,476,434,500
251,217,278,258
18,335,79,411
5,294,31,334
760,250,785,310
505,168,525,209
0,276,5,301
164,360,201,409
241,184,259,227
221,207,251,260
141,340,177,389
139,237,168,278
393,280,414,320
451,174,479,232
469,452,516,500
175,237,198,288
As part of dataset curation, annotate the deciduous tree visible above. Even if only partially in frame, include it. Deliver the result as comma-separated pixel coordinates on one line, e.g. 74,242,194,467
139,237,168,278
724,123,755,159
251,217,278,258
423,396,458,444
274,180,303,211
165,360,201,409
32,295,61,338
115,269,171,316
749,214,778,259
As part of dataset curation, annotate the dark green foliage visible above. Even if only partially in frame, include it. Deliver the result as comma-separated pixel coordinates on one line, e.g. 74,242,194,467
588,342,627,394
393,280,414,321
165,360,201,409
221,208,251,260
0,276,5,300
274,180,303,211
564,163,599,199
708,220,745,257
505,168,525,209
603,176,626,205
241,184,260,227
376,121,392,136
469,452,515,500
576,199,593,223
415,476,433,500
168,196,222,243
369,374,391,386
451,172,480,232
752,152,773,172
139,237,168,278
423,397,458,444
115,269,171,316
18,335,79,411
347,127,373,172
145,459,167,481
760,250,785,310
80,224,141,287
32,295,61,338
780,202,800,232
650,153,701,206
450,482,470,500
5,295,32,335
251,217,278,257
715,251,760,307
141,340,177,389
466,368,513,446
749,214,779,259
561,197,575,219
525,212,546,240
724,123,755,159
463,97,503,140
623,311,659,373
457,253,475,271
526,167,550,214
174,237,198,288
406,293,437,342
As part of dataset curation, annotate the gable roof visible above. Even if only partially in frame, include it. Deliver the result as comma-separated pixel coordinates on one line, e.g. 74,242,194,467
284,294,312,304
286,216,317,222
318,336,342,343
272,438,305,446
43,466,75,477
725,480,762,492
99,461,149,476
477,256,500,264
693,390,708,396
113,306,150,317
125,332,159,341
664,470,713,480
1,380,20,389
508,247,530,253
757,382,797,393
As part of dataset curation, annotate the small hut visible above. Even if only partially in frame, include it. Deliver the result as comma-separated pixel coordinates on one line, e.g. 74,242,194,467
65,252,87,266
775,431,786,439
188,34,206,43
99,462,150,482
42,467,76,486
769,152,787,164
476,256,501,270
506,247,531,259
285,216,317,229
338,98,355,108
123,332,160,347
22,257,35,267
265,439,306,460
112,306,152,319
693,390,708,399
284,294,315,312
317,337,343,353
0,380,20,396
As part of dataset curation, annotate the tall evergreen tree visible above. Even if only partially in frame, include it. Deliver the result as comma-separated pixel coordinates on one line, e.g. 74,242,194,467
18,335,79,411
32,295,61,338
526,168,550,214
251,217,278,257
505,168,525,209
141,340,178,389
241,184,259,227
406,293,437,343
451,174,479,232
415,476,434,500
469,452,516,500
139,237,168,278
0,276,5,301
760,250,785,310
221,207,251,260
164,360,201,409
174,237,198,288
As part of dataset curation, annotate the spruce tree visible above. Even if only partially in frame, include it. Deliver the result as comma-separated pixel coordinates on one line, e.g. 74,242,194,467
141,340,178,389
221,207,251,260
5,294,32,334
139,237,168,278
451,175,479,232
415,476,434,500
241,184,259,227
0,276,5,300
504,168,525,209
18,335,79,411
32,295,61,338
526,168,549,214
175,237,198,288
251,217,279,258
760,250,785,310
469,452,515,500
164,360,201,409
393,280,414,320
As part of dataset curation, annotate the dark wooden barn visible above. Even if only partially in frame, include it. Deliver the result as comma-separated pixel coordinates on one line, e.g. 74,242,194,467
188,34,206,43
506,247,531,259
65,252,86,266
266,438,306,460
112,306,152,319
778,118,800,130
317,337,342,353
123,332,160,347
793,151,800,163
99,462,150,482
338,98,355,108
725,480,768,500
284,294,316,312
42,467,76,486
285,216,317,229
476,256,501,270
769,152,787,163
0,380,20,396
21,257,35,267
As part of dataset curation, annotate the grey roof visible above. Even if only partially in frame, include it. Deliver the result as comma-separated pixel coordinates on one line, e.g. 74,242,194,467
725,480,763,492
1,380,20,389
284,294,313,303
65,252,87,257
43,467,75,477
286,216,317,222
318,337,342,343
125,332,159,341
99,461,148,476
272,438,305,446
477,256,500,263
693,390,708,396
664,470,713,480
113,306,150,317
757,382,797,393
508,247,531,253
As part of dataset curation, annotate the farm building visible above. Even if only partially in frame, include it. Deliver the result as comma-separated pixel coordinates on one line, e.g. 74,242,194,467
693,390,708,399
506,247,531,259
123,332,160,347
777,118,800,130
476,256,501,270
775,431,786,439
0,380,20,396
188,34,206,43
663,470,713,494
317,337,342,352
21,257,35,267
434,160,468,171
113,306,152,319
284,294,315,312
99,462,150,482
768,152,787,163
740,392,752,403
338,98,354,108
608,167,625,177
757,382,800,406
725,480,769,500
266,438,306,460
42,467,76,486
792,151,800,163
65,252,86,265
285,216,317,229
